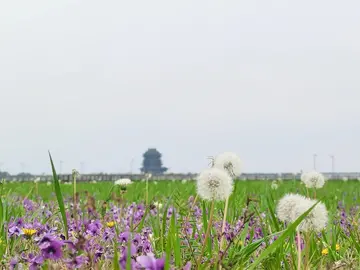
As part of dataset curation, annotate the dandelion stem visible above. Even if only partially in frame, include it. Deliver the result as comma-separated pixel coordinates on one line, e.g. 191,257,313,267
196,199,215,269
220,197,229,250
218,197,229,270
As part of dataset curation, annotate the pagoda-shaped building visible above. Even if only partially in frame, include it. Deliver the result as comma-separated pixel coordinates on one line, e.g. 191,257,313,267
141,148,168,175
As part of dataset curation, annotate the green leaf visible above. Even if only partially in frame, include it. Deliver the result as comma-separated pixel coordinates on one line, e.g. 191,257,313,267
113,240,120,270
171,210,181,267
49,152,69,239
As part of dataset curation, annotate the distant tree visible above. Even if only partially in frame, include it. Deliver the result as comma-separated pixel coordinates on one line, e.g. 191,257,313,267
0,171,11,178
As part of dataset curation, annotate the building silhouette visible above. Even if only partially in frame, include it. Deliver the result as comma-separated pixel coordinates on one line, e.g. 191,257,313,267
140,148,167,174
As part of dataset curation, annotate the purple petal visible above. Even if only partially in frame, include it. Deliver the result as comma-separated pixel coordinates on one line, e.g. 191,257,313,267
137,255,155,268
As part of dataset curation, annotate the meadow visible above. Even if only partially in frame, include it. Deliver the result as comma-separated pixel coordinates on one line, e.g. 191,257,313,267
1,173,360,269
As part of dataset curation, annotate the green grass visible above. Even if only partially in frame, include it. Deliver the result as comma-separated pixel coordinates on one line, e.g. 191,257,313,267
2,179,358,210
1,179,360,269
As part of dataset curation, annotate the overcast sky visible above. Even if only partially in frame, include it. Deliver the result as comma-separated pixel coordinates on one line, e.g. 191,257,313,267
1,1,359,174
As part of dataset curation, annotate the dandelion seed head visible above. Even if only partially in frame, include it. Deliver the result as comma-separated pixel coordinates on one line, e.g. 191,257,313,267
114,178,133,186
276,193,306,222
196,168,233,201
301,171,326,189
277,193,328,232
213,152,242,178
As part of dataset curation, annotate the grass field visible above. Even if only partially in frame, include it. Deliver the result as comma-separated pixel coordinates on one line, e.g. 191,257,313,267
1,178,360,269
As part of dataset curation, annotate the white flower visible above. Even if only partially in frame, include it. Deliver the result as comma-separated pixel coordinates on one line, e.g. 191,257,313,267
301,171,326,189
271,181,279,190
342,177,348,182
154,181,158,185
196,167,233,201
114,178,133,186
153,201,163,209
182,179,187,184
91,180,97,184
34,177,40,183
213,152,242,178
46,181,52,186
276,193,328,232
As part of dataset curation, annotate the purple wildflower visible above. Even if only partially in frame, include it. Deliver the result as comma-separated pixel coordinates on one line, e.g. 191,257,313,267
41,239,63,260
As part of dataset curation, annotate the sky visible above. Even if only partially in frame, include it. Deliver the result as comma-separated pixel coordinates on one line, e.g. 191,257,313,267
1,1,359,174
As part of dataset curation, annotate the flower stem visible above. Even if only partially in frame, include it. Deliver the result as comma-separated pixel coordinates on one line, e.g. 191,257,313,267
297,231,302,270
304,231,311,270
220,197,229,249
197,200,215,269
218,197,229,270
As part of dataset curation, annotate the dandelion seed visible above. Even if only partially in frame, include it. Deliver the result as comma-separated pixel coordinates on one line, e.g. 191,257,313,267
196,168,233,201
213,152,242,178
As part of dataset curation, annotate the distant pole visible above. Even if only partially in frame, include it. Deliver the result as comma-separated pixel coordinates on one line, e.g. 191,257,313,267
313,154,317,170
329,155,335,179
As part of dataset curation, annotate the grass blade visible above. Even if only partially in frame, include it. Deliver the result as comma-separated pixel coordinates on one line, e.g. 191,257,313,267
48,151,69,239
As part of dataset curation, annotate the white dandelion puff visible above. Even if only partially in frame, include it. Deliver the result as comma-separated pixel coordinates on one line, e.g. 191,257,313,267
300,171,326,189
271,181,279,190
46,181,52,186
276,193,306,222
34,177,40,183
182,179,188,184
114,178,133,186
196,168,233,201
342,177,348,182
91,180,97,184
276,193,328,232
213,152,242,178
